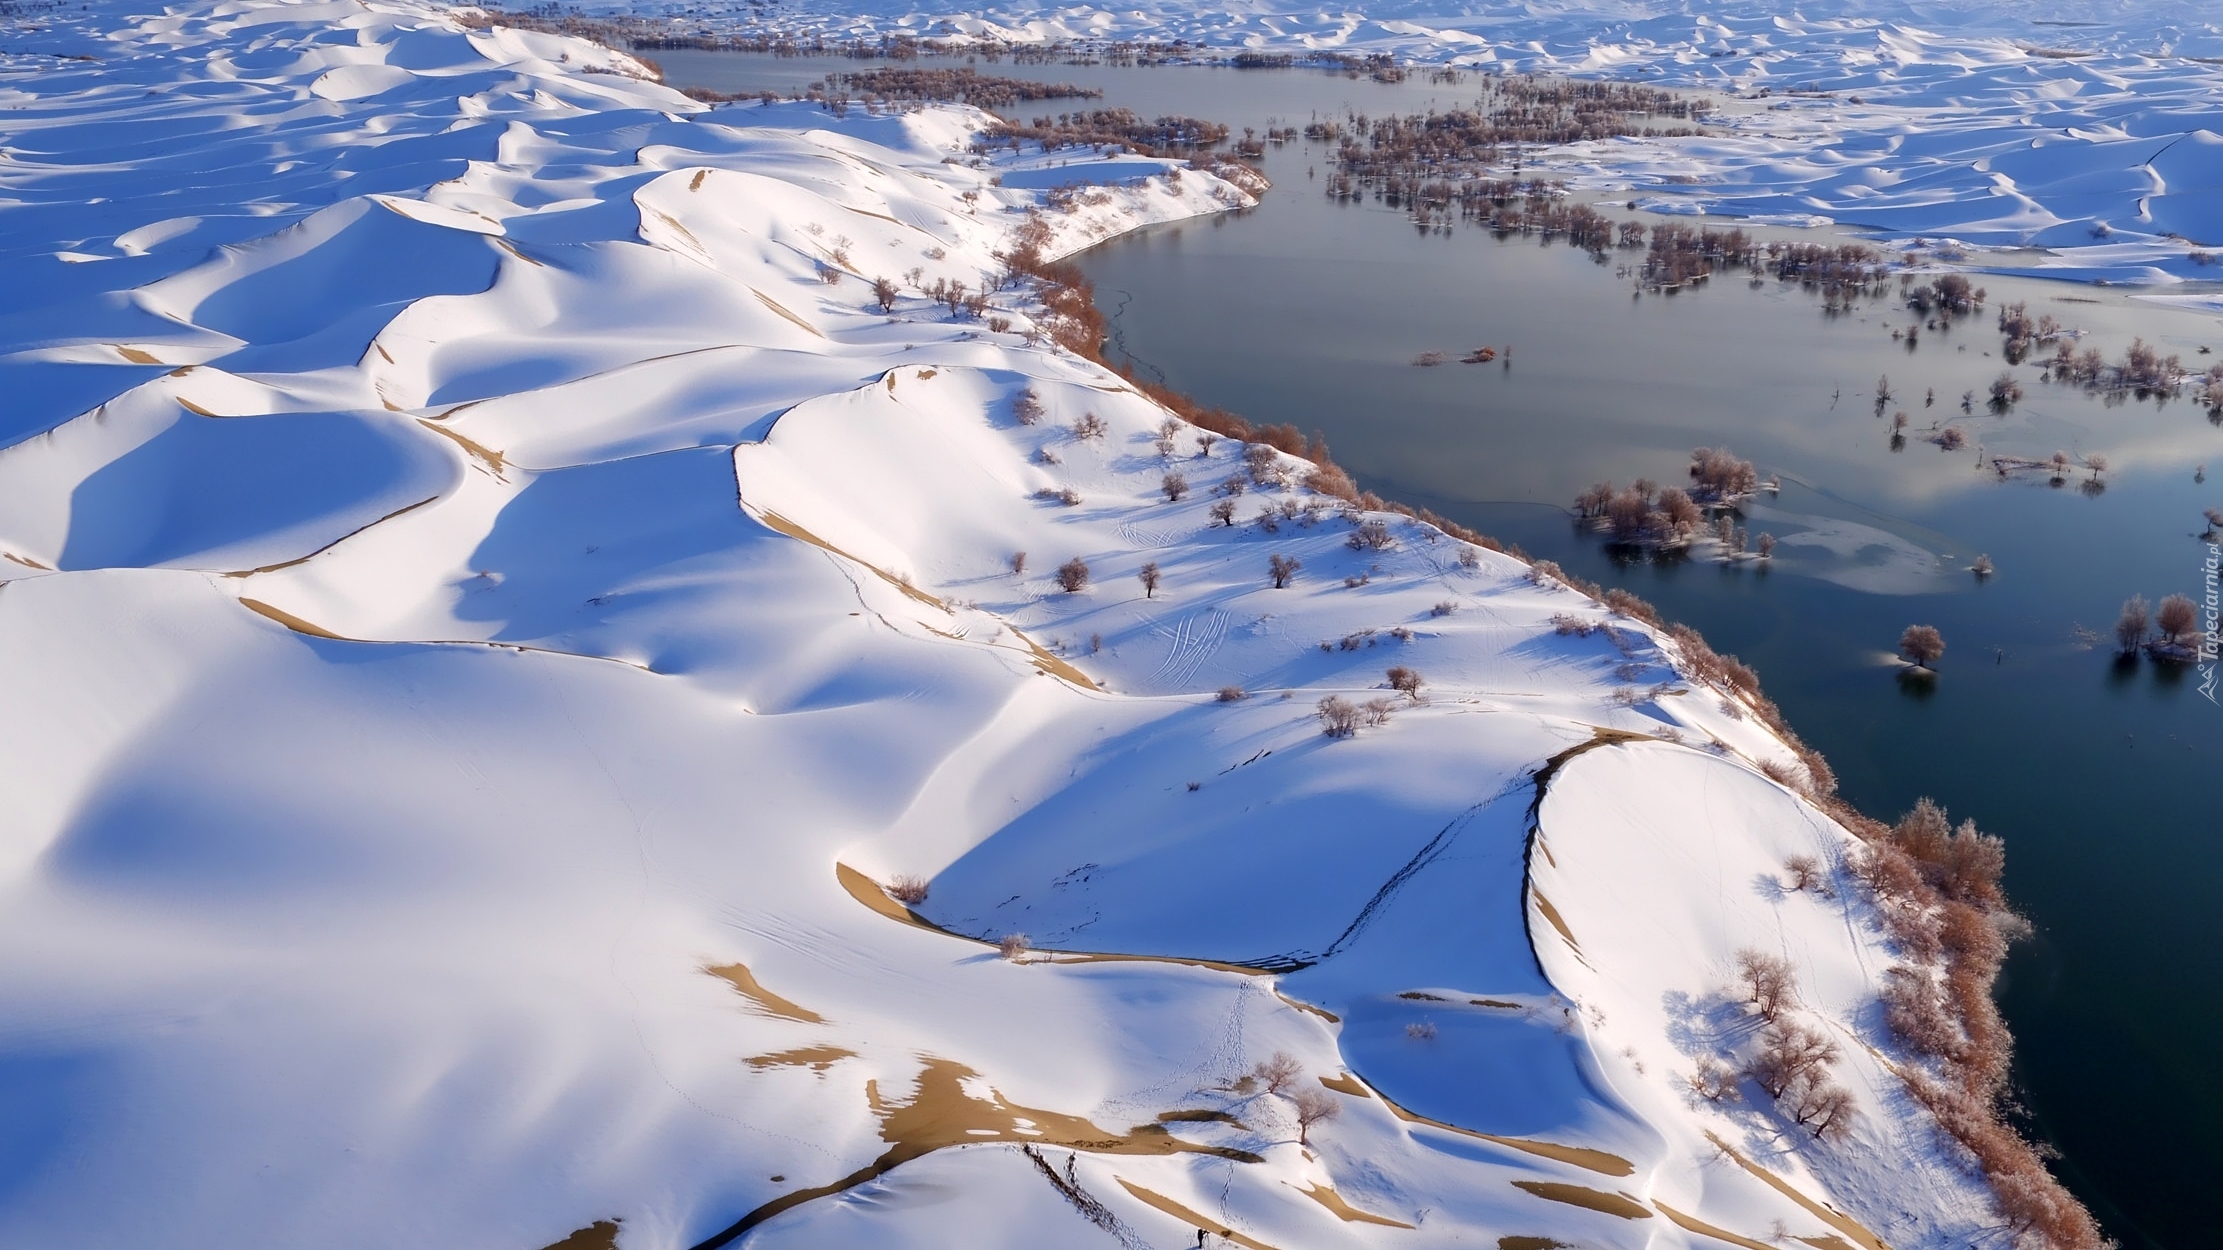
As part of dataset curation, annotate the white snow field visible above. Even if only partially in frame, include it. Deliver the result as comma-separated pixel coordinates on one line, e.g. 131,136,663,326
0,3,2014,1248
600,0,2223,286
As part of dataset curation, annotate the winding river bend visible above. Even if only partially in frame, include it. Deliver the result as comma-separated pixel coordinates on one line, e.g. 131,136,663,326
660,50,2223,1249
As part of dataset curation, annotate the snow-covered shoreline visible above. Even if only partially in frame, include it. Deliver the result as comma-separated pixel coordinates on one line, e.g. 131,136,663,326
0,2,2086,1247
577,0,2223,288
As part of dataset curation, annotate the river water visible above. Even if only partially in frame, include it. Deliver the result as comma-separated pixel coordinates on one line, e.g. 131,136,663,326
659,49,2221,1248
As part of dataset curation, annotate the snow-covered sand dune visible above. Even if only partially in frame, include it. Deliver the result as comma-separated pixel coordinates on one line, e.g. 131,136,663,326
606,0,2223,284
1,3,2026,1247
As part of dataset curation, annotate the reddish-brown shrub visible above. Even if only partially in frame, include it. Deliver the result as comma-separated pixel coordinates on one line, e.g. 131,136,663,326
888,875,930,905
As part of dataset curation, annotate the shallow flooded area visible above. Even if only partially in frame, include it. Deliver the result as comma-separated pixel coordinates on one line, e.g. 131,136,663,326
663,50,2222,1248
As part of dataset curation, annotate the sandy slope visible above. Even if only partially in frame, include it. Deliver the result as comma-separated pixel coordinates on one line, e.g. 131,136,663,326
0,3,2007,1247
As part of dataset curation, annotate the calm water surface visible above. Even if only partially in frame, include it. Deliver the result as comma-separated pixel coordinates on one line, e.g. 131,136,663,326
664,51,2222,1249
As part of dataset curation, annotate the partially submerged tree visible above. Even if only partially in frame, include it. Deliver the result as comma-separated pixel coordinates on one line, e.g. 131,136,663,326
1899,624,1945,670
2156,593,2198,647
2114,595,2150,653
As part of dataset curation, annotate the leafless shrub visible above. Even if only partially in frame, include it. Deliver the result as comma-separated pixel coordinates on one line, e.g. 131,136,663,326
1138,562,1161,598
1034,446,1061,466
1784,854,1822,892
1988,371,2023,410
1347,517,1395,551
1243,442,1283,487
1215,685,1246,702
1055,558,1091,592
1742,1019,1838,1098
1268,553,1301,588
1153,416,1182,458
1160,472,1188,502
1071,412,1107,441
1688,1055,1742,1104
1457,546,1481,570
1012,387,1045,425
1010,551,1028,576
998,933,1032,961
1032,487,1081,506
1254,508,1281,535
2115,595,2150,652
1291,1087,1340,1144
2157,592,2198,644
1208,498,1238,527
1196,433,1218,456
1251,1051,1302,1096
871,275,901,312
1971,553,1992,578
888,875,931,904
1386,666,1424,698
1388,625,1413,642
1362,696,1397,727
1317,695,1360,738
1552,613,1598,636
1216,474,1247,497
1735,949,1797,1022
1430,600,1457,617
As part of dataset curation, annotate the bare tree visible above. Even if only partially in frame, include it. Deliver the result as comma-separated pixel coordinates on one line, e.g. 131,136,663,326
998,933,1031,961
1735,949,1797,1022
2114,596,2150,653
1161,472,1189,502
2085,452,2109,480
1056,558,1091,593
1071,412,1107,441
1291,1087,1340,1145
1386,666,1424,698
1361,696,1397,727
1899,624,1945,669
1784,1069,1858,1141
888,875,930,904
1347,518,1394,551
1972,553,1993,578
1011,387,1044,426
2157,593,2198,643
1153,416,1182,459
1743,1020,1838,1098
1138,562,1161,598
1196,432,1218,457
1243,442,1282,487
1268,553,1301,589
1010,551,1028,576
1209,499,1238,527
1757,533,1776,560
1250,1052,1302,1096
871,275,901,312
1317,695,1360,738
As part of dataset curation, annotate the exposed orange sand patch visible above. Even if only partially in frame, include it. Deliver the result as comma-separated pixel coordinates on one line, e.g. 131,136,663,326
1528,887,1580,954
1658,1201,1778,1249
536,1218,620,1250
224,495,439,577
1328,1070,1635,1177
239,598,345,640
1298,1181,1415,1228
691,1059,1258,1250
417,419,507,477
1117,1179,1283,1250
1276,991,1339,1023
1510,1180,1651,1220
1704,1133,1891,1250
745,1045,855,1074
706,963,826,1025
115,345,161,364
750,287,824,338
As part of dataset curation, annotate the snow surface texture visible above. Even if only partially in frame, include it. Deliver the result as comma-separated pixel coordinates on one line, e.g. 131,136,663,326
0,3,1997,1247
599,0,2223,285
